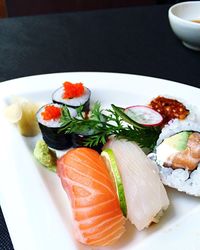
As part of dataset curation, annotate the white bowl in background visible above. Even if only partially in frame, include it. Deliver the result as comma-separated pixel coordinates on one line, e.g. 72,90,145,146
168,1,200,51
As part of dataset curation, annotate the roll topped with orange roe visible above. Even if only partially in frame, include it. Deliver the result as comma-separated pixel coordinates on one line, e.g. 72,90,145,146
52,81,91,112
36,103,77,150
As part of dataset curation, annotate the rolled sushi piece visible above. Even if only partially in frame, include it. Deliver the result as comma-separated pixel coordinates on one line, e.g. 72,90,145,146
52,81,91,112
149,118,200,196
36,103,77,150
71,131,104,153
105,139,169,231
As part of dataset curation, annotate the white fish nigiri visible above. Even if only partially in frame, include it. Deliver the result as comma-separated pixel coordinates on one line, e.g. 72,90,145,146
106,139,169,231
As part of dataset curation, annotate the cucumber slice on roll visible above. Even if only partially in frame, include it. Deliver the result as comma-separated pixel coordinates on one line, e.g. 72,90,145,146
101,149,127,217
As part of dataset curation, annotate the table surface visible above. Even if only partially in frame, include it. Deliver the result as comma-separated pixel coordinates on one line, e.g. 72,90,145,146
0,3,199,250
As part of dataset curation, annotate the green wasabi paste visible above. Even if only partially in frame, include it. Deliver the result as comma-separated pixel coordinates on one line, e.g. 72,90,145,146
34,140,57,172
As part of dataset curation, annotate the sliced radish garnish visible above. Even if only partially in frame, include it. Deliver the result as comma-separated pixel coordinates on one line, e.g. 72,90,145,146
124,105,163,127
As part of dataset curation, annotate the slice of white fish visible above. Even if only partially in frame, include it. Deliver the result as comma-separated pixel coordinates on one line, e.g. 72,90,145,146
106,139,169,231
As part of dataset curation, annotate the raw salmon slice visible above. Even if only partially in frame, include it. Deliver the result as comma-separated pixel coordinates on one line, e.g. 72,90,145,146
57,147,126,246
166,132,200,170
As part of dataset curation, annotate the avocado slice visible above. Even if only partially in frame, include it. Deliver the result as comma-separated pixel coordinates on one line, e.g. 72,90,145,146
164,131,192,151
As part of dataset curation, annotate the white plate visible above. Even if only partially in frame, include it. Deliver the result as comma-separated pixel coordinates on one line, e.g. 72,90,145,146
0,72,200,250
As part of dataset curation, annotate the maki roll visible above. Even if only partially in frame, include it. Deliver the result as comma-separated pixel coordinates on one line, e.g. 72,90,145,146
71,132,104,153
52,81,91,112
36,103,77,150
150,117,200,196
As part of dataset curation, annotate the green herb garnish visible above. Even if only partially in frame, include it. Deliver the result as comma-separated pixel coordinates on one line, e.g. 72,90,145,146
60,102,161,150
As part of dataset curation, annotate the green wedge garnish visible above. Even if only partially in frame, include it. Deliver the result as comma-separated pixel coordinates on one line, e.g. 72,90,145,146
101,148,127,217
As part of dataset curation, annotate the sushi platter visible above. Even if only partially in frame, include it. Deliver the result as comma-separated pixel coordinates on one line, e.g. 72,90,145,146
0,72,200,250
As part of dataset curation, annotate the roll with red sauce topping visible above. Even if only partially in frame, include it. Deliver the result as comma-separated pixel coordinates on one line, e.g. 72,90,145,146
149,96,189,125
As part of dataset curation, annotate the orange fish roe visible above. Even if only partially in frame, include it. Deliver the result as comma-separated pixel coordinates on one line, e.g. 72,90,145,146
41,105,61,121
149,96,189,125
63,81,84,99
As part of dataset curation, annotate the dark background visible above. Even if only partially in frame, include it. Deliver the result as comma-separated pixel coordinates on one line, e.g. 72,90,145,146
5,0,187,17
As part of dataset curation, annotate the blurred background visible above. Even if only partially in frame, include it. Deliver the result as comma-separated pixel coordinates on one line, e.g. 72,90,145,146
0,0,186,18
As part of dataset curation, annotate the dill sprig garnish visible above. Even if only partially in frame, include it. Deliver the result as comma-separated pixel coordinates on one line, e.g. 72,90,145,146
60,102,161,150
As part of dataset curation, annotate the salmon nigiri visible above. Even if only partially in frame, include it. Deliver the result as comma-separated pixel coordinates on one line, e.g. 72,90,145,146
57,147,126,246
